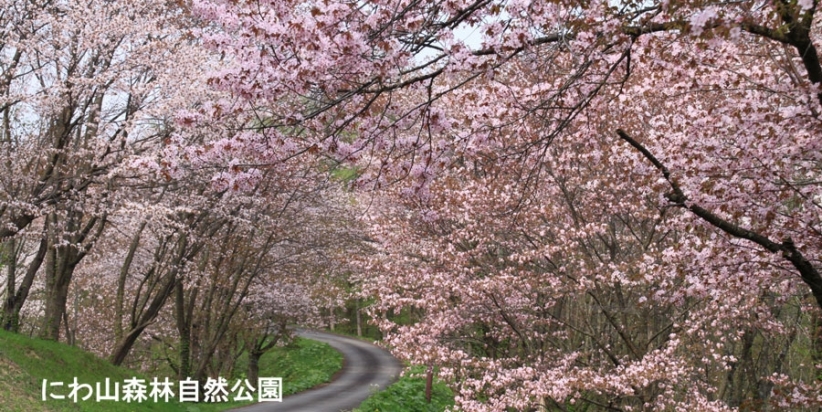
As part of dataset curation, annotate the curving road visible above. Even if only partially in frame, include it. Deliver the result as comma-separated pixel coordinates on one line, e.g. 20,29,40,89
230,329,402,412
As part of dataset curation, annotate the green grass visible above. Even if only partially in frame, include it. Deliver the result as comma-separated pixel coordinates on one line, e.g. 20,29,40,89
354,366,455,412
0,329,343,412
232,337,344,396
0,328,178,412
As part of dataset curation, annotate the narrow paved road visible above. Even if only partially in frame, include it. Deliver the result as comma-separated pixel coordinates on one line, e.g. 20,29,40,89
230,329,402,412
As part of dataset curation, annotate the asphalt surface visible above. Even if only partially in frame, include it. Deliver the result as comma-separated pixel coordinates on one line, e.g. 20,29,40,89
230,329,402,412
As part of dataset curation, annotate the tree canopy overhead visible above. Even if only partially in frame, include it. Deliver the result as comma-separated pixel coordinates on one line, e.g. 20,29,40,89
189,0,822,409
4,0,822,410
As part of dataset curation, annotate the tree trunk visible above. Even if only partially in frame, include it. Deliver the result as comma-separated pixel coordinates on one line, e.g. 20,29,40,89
248,350,262,386
40,239,76,341
63,311,75,346
192,276,243,381
2,239,17,331
814,316,822,383
110,231,203,366
425,364,433,403
109,273,177,365
176,280,192,379
40,211,105,341
115,222,145,343
2,238,47,332
356,299,362,337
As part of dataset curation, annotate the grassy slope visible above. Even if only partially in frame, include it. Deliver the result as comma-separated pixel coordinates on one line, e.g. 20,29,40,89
232,337,344,396
353,365,455,412
0,329,342,412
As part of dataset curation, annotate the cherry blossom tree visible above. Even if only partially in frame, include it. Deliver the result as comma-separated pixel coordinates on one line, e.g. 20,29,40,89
356,115,815,409
0,0,216,340
193,0,822,310
193,0,822,409
174,173,363,380
238,280,320,384
1,3,365,393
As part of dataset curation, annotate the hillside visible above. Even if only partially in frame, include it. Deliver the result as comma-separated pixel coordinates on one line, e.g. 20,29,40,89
0,329,342,412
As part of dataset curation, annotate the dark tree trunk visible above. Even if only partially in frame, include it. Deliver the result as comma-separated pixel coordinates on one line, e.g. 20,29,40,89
110,230,207,366
40,243,76,341
356,299,362,337
2,238,47,332
40,211,105,341
114,221,145,343
176,280,194,378
109,272,177,365
248,350,263,386
2,238,17,330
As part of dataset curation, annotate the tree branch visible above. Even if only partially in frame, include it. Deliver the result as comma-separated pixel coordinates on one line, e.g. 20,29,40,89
615,129,822,311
